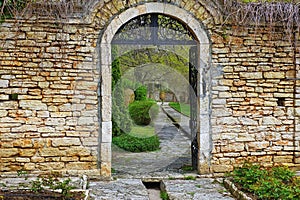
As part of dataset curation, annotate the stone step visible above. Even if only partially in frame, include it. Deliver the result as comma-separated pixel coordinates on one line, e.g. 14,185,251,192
161,178,235,200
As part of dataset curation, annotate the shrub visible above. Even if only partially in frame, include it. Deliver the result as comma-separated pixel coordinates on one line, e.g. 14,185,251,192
112,133,160,152
230,163,267,191
134,85,148,101
112,47,132,136
129,100,159,125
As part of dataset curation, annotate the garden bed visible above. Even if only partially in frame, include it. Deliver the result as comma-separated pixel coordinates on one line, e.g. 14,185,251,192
0,189,85,200
225,163,300,200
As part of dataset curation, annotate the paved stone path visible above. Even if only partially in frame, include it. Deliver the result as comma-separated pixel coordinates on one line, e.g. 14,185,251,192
88,103,235,199
112,103,192,176
162,179,234,200
89,179,149,200
89,178,235,200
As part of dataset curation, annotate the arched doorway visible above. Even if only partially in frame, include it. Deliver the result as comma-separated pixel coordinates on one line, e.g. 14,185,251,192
99,3,211,176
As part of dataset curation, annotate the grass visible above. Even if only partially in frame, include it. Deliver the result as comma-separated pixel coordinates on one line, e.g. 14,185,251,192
128,125,156,138
160,191,169,200
184,176,196,180
181,165,194,172
112,125,160,152
169,102,190,117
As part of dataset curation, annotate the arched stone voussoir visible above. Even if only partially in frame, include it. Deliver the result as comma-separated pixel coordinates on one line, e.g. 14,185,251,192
88,0,221,31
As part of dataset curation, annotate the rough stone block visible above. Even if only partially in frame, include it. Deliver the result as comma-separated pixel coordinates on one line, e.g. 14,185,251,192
222,143,244,152
0,80,9,88
13,139,32,148
45,118,66,126
212,164,233,173
0,148,19,157
273,156,293,163
81,137,98,146
19,149,36,157
78,117,94,125
16,157,30,162
261,117,282,125
66,162,96,170
239,117,258,125
248,141,269,150
52,138,81,147
19,100,47,111
240,72,262,79
217,117,239,125
37,162,65,170
11,125,37,133
39,147,66,157
263,72,285,79
66,147,91,157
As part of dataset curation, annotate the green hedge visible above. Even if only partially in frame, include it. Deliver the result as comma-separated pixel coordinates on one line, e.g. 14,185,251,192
113,134,160,152
129,100,159,125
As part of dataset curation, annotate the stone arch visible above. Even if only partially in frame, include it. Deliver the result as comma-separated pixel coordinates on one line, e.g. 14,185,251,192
98,2,212,176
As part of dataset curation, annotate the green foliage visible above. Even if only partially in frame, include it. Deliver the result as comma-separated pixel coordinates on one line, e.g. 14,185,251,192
169,102,190,117
50,178,74,198
122,78,139,90
134,85,147,101
0,0,27,20
129,100,159,125
181,165,194,172
16,171,76,199
112,47,132,137
112,133,160,152
230,163,267,191
184,176,196,180
271,166,295,182
118,47,189,79
29,175,75,198
229,163,300,200
160,191,169,200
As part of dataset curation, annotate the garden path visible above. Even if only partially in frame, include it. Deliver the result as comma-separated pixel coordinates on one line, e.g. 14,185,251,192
112,102,192,177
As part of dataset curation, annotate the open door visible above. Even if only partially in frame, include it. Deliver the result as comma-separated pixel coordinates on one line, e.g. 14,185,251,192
189,45,199,170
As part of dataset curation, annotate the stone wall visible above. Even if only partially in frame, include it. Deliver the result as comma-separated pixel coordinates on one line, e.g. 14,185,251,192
211,28,300,173
0,20,101,176
0,0,299,177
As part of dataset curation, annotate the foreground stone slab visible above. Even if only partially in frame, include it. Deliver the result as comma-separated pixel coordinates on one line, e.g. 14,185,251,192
89,179,149,200
161,178,234,200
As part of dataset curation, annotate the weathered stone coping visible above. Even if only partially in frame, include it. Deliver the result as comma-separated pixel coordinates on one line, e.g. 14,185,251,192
223,179,253,200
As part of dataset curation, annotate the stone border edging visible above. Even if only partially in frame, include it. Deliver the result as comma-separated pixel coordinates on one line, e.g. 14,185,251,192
223,179,253,200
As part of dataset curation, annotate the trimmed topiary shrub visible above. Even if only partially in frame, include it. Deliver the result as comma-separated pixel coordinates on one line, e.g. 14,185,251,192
134,85,147,101
128,100,159,125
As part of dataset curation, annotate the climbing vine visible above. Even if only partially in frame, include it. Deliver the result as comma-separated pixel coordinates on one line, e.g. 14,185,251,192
223,0,300,38
0,0,94,21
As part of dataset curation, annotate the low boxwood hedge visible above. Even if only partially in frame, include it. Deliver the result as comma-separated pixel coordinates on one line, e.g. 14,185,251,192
112,133,160,152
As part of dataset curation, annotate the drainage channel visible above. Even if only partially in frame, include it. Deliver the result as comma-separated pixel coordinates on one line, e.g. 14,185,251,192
143,181,163,200
161,105,192,140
